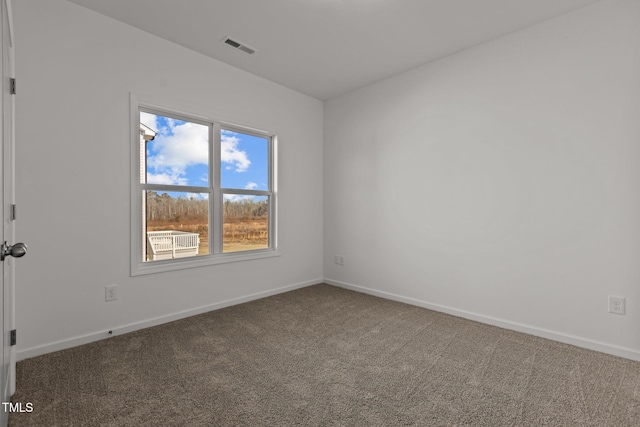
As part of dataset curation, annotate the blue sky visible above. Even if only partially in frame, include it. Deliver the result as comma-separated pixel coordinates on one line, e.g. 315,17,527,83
141,112,268,200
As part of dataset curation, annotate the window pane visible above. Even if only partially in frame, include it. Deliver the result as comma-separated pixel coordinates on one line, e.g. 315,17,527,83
144,191,209,261
221,129,269,191
223,195,269,253
140,111,210,186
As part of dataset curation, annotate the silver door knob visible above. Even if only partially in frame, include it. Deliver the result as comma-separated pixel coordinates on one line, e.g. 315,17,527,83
1,242,27,261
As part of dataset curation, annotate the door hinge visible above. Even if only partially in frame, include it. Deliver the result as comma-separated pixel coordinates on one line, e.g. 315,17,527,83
10,78,16,95
10,204,16,221
10,330,16,346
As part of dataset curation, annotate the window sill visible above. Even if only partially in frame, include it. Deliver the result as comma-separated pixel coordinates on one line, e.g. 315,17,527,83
131,249,281,276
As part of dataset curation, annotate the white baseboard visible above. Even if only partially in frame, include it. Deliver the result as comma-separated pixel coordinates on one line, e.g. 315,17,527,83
18,277,640,362
324,278,640,362
17,278,323,361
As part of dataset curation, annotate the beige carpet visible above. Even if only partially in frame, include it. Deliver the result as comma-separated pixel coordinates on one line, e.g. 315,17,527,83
9,284,640,426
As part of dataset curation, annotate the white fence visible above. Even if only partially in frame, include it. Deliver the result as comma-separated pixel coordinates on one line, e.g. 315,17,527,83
147,230,200,261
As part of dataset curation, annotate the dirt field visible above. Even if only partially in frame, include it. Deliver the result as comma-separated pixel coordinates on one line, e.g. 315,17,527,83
147,216,268,255
222,217,269,252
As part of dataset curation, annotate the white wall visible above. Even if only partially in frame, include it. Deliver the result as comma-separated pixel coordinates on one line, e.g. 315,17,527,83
13,0,640,362
14,0,323,359
324,0,640,359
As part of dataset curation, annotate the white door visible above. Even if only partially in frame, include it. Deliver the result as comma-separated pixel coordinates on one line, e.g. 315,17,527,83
1,1,16,425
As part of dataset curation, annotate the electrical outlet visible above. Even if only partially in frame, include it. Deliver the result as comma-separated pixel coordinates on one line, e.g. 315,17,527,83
334,255,344,266
105,285,118,302
608,296,625,315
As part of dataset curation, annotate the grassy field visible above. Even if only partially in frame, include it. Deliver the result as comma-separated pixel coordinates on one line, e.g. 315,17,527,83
223,216,269,252
147,215,268,255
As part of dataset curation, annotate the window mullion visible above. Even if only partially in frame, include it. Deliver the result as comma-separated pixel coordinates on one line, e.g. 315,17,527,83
212,122,222,255
142,184,210,193
220,189,272,196
269,135,275,249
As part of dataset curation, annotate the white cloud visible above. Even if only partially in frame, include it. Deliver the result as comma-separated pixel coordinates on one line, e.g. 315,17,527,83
146,119,209,182
147,172,187,186
144,115,253,186
221,134,251,172
223,194,255,202
245,182,258,190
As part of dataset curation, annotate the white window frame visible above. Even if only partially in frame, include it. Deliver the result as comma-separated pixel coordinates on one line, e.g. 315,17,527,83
130,95,279,276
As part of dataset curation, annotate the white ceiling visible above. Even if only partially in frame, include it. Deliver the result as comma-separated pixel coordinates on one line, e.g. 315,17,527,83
67,0,601,100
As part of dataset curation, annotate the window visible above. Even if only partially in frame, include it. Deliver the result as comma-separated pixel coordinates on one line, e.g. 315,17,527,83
131,101,277,275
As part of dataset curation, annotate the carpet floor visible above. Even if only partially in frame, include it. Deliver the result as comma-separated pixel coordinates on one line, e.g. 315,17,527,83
9,284,640,426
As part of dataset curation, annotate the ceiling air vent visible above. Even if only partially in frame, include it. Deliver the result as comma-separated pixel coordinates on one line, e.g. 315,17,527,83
221,36,256,55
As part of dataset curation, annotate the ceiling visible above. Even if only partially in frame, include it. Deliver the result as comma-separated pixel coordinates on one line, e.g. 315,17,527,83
67,0,601,100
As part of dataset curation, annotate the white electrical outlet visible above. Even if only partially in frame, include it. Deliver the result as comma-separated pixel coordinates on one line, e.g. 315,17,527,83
334,255,344,266
105,285,118,302
608,296,625,315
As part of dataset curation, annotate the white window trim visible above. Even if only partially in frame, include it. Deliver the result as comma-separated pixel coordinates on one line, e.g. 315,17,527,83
130,94,279,276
